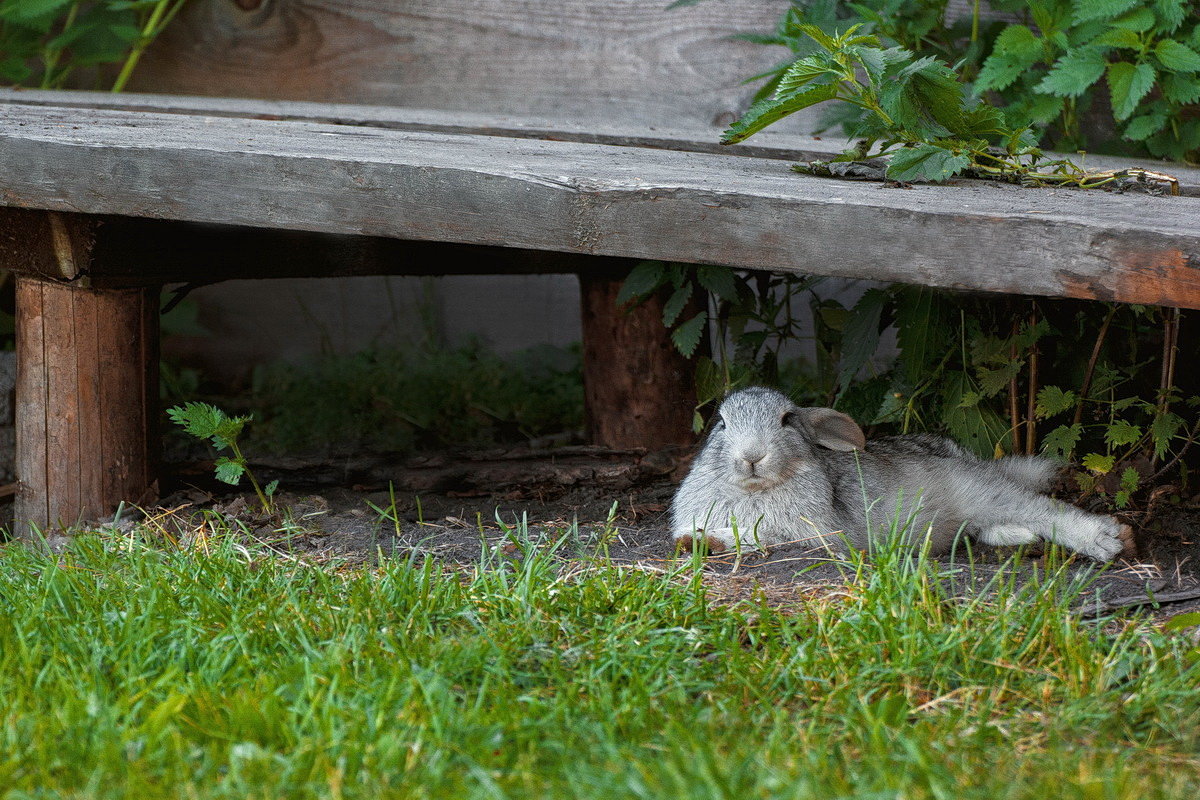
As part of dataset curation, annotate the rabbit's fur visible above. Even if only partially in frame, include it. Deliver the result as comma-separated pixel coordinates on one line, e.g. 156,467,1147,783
671,387,1131,561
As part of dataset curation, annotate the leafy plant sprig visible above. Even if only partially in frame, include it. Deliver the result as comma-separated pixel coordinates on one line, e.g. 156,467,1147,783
0,0,188,91
978,0,1200,162
167,401,277,514
724,1,1200,166
723,22,1170,186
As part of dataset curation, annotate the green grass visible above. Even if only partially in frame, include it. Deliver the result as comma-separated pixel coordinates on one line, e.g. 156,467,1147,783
0,518,1198,799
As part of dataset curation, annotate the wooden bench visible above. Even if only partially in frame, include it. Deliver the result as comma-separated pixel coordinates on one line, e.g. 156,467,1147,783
2,0,1200,532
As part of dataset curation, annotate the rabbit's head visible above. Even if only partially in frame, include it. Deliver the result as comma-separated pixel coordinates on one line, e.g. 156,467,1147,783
705,387,865,491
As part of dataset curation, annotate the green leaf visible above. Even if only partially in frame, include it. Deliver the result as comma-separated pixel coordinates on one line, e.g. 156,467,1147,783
1111,7,1157,32
1035,386,1077,419
264,479,280,497
977,25,1044,92
1071,0,1139,24
722,84,839,144
0,0,75,23
1124,109,1169,140
1151,412,1184,459
213,456,246,486
796,23,837,51
943,373,1010,458
1153,0,1187,32
889,56,968,136
977,363,1021,398
617,261,666,305
1041,424,1083,459
1082,453,1116,474
1155,39,1200,73
894,286,951,386
1120,466,1141,493
776,55,834,96
1036,48,1108,97
662,283,694,327
1089,29,1143,50
167,402,223,439
886,143,971,183
695,265,740,302
167,402,250,451
1107,61,1157,120
693,356,726,407
671,312,707,358
1161,72,1200,103
1105,418,1143,447
835,288,886,402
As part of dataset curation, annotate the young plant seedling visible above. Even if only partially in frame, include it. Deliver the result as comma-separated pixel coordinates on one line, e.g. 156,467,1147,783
167,402,278,515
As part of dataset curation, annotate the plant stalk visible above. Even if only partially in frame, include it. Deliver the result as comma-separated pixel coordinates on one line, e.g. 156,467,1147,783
1072,305,1117,430
1024,305,1039,455
229,440,272,514
1008,319,1022,455
111,0,185,93
39,2,81,90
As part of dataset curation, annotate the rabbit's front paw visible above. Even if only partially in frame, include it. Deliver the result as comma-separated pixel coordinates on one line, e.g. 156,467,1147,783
673,531,731,556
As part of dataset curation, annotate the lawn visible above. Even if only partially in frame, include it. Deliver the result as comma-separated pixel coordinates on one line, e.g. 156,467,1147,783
1,518,1197,799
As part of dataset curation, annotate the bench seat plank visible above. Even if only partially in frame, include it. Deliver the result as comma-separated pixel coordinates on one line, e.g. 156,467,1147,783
2,102,1199,308
5,90,1199,195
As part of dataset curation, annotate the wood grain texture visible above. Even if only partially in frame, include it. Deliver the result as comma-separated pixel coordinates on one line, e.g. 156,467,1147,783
12,274,159,534
15,279,49,530
579,269,699,450
3,103,1200,308
9,89,1197,193
128,0,798,133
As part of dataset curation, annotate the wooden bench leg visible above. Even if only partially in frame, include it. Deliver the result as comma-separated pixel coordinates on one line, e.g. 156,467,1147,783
15,276,159,534
579,267,698,450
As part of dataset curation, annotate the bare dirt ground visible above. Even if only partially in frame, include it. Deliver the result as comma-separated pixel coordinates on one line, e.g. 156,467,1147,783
137,445,1200,623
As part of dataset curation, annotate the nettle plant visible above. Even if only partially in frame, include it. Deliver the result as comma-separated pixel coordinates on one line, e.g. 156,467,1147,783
0,0,187,91
714,0,1200,178
168,402,278,515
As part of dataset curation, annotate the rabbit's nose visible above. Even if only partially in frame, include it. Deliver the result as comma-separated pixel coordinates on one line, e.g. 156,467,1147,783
739,451,766,469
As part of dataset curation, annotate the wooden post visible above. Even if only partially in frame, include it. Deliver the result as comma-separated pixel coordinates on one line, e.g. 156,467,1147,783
1,208,161,535
15,277,159,533
579,266,698,451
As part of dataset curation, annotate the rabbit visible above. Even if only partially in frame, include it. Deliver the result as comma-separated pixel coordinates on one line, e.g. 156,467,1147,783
671,386,1133,562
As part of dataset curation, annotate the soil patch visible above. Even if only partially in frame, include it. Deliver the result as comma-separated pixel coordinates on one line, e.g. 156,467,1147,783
138,447,1200,622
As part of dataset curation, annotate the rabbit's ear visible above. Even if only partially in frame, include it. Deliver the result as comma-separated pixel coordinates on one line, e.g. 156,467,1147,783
802,408,865,452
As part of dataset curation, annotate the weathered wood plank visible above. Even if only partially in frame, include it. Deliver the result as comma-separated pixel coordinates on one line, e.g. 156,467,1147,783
130,0,798,133
0,87,846,165
9,90,1197,194
3,103,1200,309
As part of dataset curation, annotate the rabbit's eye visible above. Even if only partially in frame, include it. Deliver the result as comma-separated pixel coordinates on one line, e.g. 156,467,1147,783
781,412,796,427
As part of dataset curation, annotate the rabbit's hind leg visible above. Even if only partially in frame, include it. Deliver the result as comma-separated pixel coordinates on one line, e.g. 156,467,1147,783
977,524,1038,546
1010,497,1132,562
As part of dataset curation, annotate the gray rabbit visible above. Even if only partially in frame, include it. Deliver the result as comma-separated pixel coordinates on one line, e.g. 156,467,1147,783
671,387,1132,561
